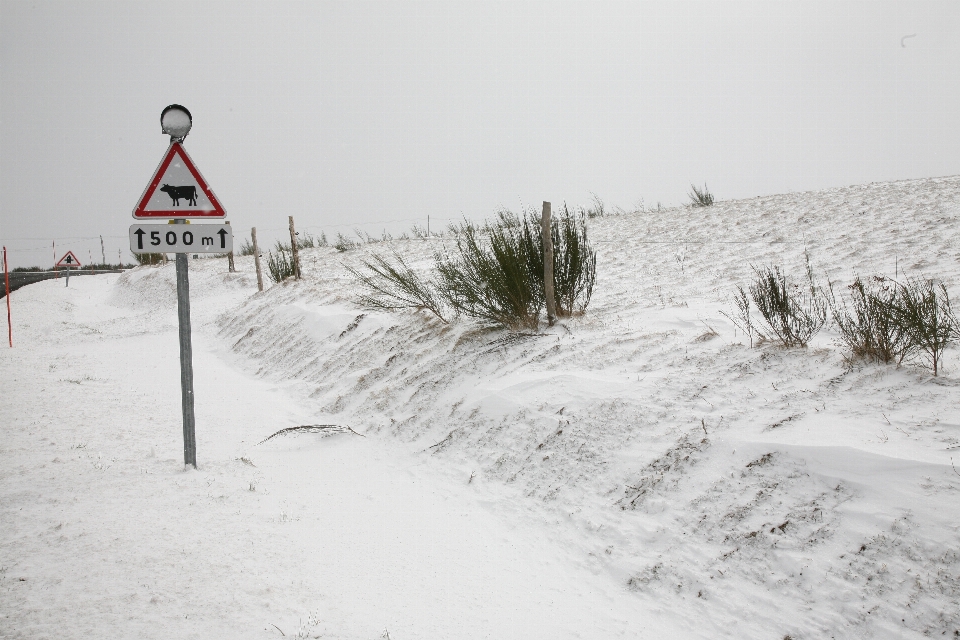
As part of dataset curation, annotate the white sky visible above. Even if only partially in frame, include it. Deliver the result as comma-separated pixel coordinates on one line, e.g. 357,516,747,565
1,0,958,268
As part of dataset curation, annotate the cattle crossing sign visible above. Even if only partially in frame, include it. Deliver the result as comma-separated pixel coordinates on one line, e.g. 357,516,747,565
131,104,231,470
132,141,226,219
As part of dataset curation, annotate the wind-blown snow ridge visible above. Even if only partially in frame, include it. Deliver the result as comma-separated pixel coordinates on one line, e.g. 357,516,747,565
208,176,960,637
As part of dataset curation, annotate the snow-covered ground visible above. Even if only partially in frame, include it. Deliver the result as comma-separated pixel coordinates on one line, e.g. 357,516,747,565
3,175,960,639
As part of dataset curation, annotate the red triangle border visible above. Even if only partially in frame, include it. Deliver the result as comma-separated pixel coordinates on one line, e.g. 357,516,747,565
56,251,82,268
133,142,226,219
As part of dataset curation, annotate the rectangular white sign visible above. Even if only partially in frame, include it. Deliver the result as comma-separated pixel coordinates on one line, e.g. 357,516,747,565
129,224,233,254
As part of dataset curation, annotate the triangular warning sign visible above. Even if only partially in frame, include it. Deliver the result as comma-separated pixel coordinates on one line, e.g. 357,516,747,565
56,251,82,268
132,142,226,219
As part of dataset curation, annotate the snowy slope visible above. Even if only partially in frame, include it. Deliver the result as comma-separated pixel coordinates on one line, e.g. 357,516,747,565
2,175,960,639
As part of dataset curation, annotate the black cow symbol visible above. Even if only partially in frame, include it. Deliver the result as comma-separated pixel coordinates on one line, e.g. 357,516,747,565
159,184,198,206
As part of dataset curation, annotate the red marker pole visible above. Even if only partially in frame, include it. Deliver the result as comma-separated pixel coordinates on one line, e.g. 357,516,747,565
3,246,11,347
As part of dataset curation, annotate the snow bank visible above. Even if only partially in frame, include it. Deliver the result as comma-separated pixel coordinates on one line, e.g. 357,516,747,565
209,176,960,637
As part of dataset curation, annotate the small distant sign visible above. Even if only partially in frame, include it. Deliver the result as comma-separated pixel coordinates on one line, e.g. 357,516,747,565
56,251,81,268
129,224,233,254
132,142,226,219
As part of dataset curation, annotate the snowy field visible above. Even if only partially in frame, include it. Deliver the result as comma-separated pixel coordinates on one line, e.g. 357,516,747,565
2,175,960,639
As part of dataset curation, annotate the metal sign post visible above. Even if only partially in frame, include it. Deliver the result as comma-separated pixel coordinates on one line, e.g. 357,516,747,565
129,105,228,470
174,220,197,467
56,252,81,287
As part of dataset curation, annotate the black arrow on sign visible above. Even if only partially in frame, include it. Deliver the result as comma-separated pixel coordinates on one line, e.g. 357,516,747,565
217,228,228,249
134,228,146,250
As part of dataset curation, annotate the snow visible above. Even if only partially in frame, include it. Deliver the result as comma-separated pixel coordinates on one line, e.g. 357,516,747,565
3,175,960,639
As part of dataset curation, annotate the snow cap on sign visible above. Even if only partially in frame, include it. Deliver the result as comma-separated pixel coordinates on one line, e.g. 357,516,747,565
161,105,192,140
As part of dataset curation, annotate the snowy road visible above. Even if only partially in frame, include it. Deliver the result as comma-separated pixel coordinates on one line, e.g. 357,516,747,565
0,273,680,639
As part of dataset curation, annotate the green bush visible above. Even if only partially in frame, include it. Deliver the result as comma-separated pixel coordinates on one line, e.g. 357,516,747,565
748,260,826,347
350,206,597,330
688,183,715,207
134,253,165,266
346,251,447,322
266,250,295,283
891,276,958,376
586,193,606,218
523,205,596,316
334,233,356,252
238,238,256,256
829,276,909,364
829,274,958,375
437,215,543,329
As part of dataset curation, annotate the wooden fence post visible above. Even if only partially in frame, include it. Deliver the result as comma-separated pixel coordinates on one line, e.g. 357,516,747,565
288,216,301,280
541,201,557,326
252,227,264,292
4,246,12,347
225,220,236,273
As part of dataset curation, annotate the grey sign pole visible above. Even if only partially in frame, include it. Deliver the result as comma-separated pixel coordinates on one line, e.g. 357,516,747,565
174,219,197,468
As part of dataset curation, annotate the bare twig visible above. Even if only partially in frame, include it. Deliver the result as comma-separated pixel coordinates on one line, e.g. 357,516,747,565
952,457,960,479
256,424,364,446
271,623,285,636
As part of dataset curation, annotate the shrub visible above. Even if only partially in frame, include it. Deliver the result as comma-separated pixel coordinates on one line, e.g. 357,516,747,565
345,251,447,322
829,276,909,364
298,232,319,249
525,205,596,316
238,238,256,256
748,260,826,347
334,233,356,252
721,286,756,348
134,253,165,266
891,276,958,376
411,225,428,239
688,183,715,207
436,218,542,329
266,250,295,283
586,193,605,218
349,207,596,330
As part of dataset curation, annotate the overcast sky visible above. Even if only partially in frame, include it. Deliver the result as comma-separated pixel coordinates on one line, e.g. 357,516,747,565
2,1,958,268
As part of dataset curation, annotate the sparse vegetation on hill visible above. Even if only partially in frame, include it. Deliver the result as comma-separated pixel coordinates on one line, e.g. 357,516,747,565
348,206,596,329
688,183,715,207
133,253,165,266
891,276,959,376
345,251,447,322
829,275,909,365
747,260,827,348
266,249,295,283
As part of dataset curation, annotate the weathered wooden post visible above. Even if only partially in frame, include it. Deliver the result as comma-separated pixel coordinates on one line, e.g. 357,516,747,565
288,215,301,280
541,201,557,326
252,226,264,292
226,220,236,273
3,246,11,347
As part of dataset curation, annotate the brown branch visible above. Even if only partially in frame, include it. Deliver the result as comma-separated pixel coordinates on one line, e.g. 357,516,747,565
256,424,364,446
